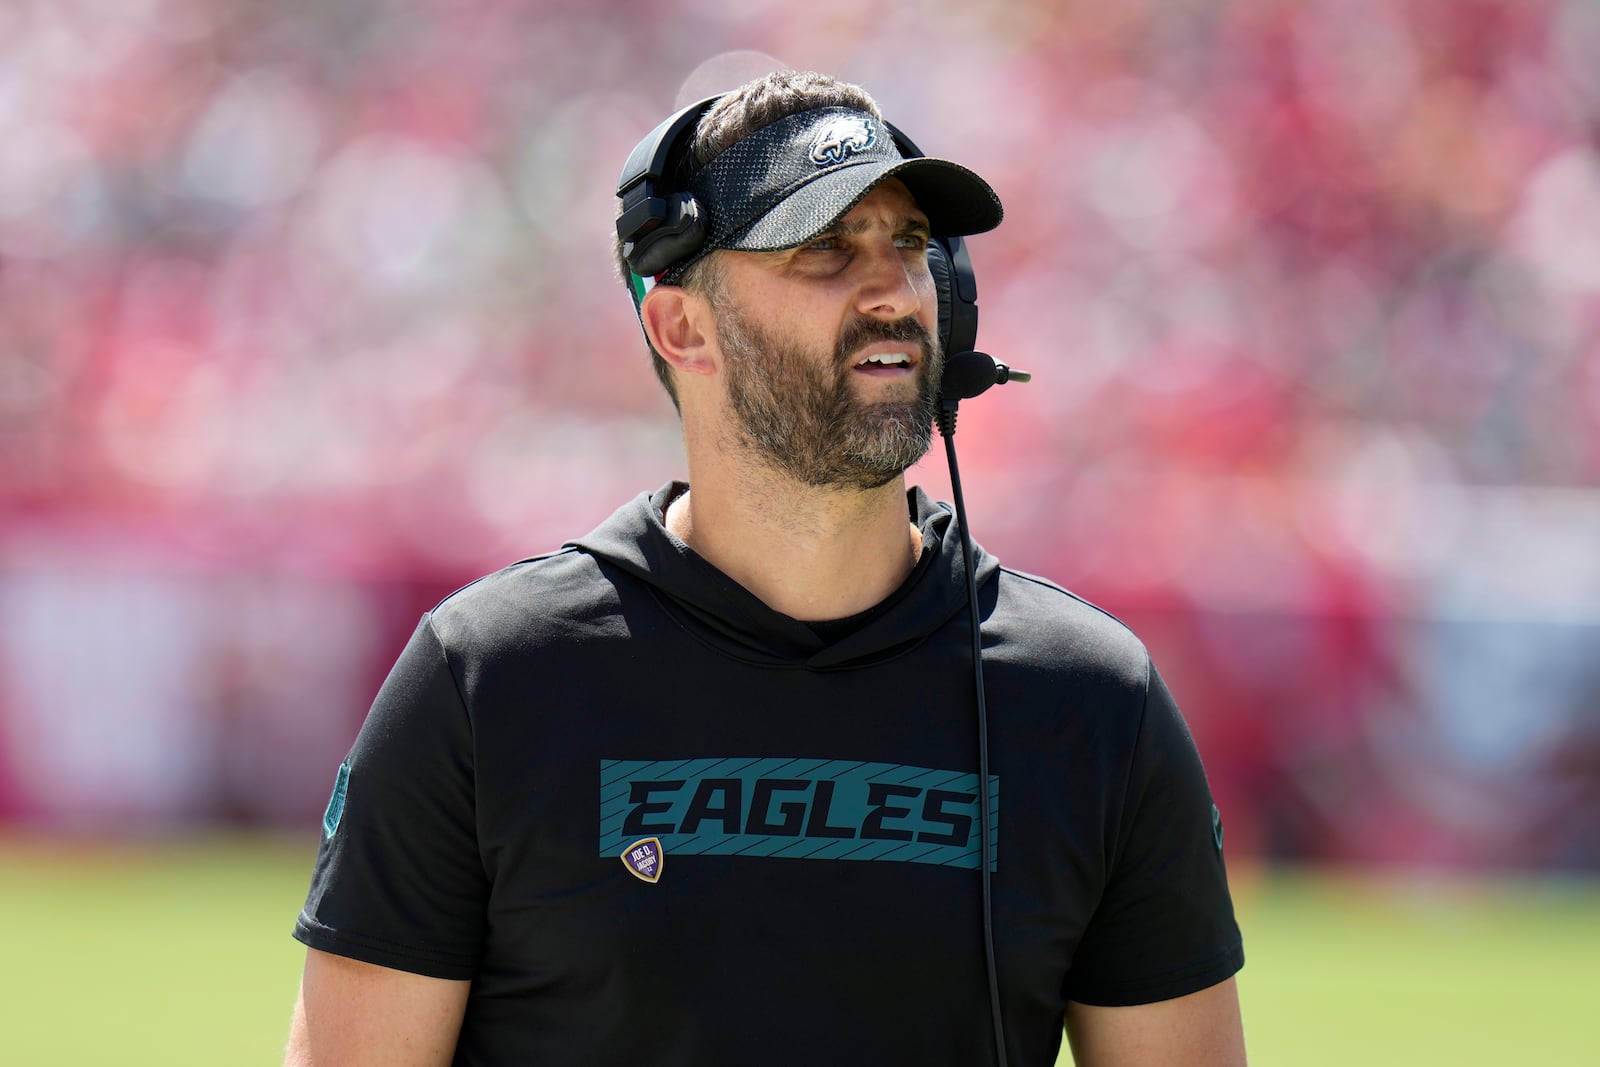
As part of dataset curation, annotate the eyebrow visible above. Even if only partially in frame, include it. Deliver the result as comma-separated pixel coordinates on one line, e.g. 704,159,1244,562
820,214,932,240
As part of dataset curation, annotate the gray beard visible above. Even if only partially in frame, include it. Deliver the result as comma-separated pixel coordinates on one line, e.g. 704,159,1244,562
716,304,943,492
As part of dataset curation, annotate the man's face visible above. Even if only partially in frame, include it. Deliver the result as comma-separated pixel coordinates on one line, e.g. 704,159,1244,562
711,181,944,492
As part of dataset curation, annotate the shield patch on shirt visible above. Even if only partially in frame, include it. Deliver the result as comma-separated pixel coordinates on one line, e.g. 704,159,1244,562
621,837,664,883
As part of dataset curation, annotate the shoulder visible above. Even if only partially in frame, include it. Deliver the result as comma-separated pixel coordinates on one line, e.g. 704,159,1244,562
425,547,628,657
988,565,1152,689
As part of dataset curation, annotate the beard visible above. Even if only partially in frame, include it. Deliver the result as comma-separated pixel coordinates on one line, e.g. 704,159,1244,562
714,303,944,492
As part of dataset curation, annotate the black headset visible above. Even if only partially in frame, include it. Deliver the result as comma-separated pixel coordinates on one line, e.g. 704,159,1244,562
615,95,982,362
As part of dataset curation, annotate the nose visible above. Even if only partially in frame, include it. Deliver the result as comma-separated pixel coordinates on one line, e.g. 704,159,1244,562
853,238,925,322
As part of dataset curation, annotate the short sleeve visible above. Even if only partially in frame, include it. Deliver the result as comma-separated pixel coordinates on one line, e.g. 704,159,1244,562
1065,664,1245,1006
293,615,487,980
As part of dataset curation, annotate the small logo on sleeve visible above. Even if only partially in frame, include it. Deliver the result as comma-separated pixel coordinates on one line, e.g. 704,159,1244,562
322,761,350,839
621,837,665,883
1212,804,1225,851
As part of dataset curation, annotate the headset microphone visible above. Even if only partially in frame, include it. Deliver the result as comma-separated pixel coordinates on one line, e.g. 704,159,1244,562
939,351,1030,404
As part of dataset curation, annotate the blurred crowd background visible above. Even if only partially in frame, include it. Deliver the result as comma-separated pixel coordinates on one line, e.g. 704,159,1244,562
2,0,1597,874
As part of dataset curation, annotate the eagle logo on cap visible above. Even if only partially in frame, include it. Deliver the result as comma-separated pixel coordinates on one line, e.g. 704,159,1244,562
810,115,877,166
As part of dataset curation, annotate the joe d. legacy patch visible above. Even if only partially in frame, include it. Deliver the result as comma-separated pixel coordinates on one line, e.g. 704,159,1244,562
621,837,664,883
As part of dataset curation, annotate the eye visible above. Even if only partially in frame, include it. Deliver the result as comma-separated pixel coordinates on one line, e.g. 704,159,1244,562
804,234,842,252
895,231,930,251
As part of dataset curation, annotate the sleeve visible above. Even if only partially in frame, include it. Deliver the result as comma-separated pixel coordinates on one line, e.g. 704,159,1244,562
293,615,487,980
1064,663,1245,1006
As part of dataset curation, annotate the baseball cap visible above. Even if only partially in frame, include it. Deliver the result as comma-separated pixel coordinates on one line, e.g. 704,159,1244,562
665,105,1003,281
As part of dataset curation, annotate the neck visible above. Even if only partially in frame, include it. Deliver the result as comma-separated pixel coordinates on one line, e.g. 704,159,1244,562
665,468,922,623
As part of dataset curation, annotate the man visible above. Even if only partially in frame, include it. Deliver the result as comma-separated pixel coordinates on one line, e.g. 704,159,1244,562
285,71,1246,1066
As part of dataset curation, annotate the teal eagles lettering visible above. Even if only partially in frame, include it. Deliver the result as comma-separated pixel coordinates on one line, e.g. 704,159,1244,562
599,758,999,870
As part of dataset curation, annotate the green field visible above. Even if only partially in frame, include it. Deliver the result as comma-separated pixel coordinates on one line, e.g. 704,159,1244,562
2,834,1594,1065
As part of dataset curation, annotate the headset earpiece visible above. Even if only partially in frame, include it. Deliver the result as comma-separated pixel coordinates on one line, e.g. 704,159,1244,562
626,192,706,278
925,234,978,360
617,97,722,284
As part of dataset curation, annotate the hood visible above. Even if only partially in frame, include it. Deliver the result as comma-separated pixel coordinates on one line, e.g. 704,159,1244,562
566,482,1000,671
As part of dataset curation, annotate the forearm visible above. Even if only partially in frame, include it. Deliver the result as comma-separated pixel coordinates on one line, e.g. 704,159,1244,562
1065,977,1246,1067
285,948,470,1067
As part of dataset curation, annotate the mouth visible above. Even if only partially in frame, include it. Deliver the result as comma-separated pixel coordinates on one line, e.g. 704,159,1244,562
850,346,919,378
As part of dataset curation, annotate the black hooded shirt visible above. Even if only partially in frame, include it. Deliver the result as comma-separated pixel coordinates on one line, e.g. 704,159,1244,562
295,483,1243,1067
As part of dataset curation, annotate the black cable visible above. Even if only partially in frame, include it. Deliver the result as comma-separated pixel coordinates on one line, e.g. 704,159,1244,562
937,400,1008,1067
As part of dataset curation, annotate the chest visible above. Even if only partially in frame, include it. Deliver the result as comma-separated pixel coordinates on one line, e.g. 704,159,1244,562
456,642,1115,1055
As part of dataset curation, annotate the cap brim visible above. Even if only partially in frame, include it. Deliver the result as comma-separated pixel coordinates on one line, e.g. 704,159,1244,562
722,156,1003,252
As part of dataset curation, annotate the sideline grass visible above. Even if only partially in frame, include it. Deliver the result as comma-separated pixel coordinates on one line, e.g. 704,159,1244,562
2,834,1595,1065
1225,867,1599,1067
0,834,314,1067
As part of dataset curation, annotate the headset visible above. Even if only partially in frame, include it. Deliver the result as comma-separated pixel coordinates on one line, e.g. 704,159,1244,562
615,95,1023,1067
615,95,983,365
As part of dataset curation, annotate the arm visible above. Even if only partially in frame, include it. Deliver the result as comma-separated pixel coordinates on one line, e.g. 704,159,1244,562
289,618,486,1064
1065,976,1246,1067
284,948,471,1067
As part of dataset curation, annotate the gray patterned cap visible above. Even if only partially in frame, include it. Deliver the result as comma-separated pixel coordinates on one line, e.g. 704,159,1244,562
664,105,1003,283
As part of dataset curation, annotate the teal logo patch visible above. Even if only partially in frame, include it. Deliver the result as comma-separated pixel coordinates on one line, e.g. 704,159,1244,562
1212,803,1224,851
600,757,999,870
322,761,351,839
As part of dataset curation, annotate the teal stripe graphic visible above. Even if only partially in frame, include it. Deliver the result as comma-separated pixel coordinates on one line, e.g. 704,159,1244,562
599,758,999,871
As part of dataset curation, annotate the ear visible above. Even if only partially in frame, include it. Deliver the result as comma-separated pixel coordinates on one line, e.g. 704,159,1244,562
640,285,717,377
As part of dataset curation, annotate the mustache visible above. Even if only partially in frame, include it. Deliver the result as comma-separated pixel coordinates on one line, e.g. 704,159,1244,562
834,315,936,368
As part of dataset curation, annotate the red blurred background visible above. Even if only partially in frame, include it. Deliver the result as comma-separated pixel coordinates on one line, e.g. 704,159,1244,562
2,0,1597,873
